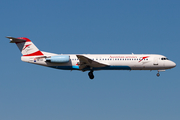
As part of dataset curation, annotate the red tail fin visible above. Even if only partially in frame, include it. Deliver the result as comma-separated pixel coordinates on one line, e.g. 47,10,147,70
7,37,44,56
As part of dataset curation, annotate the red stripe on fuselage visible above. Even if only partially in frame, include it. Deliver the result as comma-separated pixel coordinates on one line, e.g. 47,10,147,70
23,50,44,56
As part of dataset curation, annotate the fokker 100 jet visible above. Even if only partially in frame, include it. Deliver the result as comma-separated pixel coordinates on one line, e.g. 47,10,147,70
7,37,176,79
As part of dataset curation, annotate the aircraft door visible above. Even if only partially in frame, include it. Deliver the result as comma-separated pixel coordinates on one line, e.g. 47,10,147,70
153,57,158,65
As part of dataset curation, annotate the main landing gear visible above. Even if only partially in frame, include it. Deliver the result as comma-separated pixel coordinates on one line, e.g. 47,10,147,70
88,70,94,79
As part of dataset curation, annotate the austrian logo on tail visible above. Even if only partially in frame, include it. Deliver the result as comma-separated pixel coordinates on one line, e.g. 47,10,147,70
23,44,31,50
139,56,149,62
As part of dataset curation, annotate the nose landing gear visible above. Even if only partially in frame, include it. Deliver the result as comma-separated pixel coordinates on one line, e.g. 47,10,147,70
156,70,165,77
156,72,160,77
88,70,94,79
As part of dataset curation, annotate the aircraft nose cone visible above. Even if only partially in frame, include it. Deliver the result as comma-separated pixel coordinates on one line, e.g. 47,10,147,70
169,61,176,68
172,62,176,68
165,61,176,69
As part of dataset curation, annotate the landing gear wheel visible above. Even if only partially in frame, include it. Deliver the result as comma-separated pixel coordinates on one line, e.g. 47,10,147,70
88,71,94,79
156,73,160,77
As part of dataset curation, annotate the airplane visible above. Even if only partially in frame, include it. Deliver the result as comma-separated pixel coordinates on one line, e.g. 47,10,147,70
6,36,176,79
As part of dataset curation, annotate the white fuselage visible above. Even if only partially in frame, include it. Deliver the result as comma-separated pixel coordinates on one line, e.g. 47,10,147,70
21,53,176,71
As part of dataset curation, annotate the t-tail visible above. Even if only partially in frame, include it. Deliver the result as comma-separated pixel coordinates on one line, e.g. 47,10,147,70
6,37,44,56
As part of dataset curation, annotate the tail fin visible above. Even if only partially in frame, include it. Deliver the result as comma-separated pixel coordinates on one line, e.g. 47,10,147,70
6,37,44,56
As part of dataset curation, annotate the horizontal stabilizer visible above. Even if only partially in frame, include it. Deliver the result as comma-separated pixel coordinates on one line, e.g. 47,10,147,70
6,36,26,43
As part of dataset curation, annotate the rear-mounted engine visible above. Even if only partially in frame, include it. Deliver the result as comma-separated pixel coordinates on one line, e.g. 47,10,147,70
46,55,70,63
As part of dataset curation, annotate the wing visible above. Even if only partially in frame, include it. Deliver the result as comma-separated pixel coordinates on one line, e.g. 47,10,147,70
76,55,109,70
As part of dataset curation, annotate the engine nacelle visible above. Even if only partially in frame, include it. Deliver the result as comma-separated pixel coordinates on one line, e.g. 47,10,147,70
46,55,70,63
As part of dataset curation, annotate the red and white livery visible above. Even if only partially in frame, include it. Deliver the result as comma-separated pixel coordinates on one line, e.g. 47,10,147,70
7,37,176,79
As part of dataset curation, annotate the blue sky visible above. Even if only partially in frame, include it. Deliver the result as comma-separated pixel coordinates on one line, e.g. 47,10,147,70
1,0,180,120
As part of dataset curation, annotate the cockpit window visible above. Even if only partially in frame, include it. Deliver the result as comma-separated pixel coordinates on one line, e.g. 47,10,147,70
161,58,168,60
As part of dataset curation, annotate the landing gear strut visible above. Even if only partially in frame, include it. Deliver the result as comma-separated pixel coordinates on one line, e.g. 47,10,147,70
88,70,94,79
